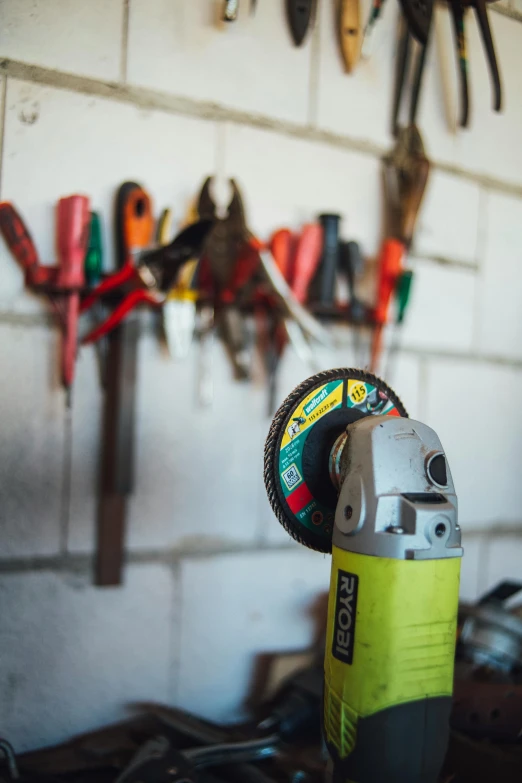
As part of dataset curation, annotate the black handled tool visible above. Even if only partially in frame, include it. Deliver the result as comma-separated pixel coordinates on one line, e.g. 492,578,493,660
392,0,434,136
285,0,316,46
315,213,341,307
449,0,501,127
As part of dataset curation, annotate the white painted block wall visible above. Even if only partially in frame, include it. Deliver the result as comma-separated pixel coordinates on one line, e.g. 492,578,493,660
0,0,521,753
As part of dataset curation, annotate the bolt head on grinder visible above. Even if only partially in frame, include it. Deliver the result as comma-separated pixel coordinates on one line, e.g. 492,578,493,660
263,369,408,553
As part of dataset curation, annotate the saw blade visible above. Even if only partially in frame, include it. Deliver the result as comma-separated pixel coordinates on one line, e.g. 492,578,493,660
263,368,408,553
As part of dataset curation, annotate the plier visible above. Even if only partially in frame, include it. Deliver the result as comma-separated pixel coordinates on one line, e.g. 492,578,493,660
81,219,213,344
449,0,502,127
392,0,435,136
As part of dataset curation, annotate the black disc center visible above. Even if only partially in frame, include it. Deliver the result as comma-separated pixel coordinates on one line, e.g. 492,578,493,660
302,408,365,512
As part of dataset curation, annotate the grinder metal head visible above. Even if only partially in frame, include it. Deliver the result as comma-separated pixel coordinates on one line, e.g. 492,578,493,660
263,369,408,553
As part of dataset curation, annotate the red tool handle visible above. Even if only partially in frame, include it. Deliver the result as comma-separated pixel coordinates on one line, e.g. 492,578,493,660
80,260,135,312
56,195,90,288
0,202,40,281
370,237,405,372
291,223,323,304
270,228,295,283
374,237,404,325
82,288,160,344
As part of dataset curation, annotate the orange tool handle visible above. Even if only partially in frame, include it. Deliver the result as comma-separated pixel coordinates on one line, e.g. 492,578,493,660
56,195,90,288
123,187,154,256
291,223,323,304
270,228,295,283
374,237,404,325
0,202,40,278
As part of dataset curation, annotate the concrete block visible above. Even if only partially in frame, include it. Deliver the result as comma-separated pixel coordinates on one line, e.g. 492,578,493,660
484,535,522,602
1,79,217,306
0,0,123,81
0,564,174,752
126,331,266,550
385,353,422,419
424,358,522,529
223,124,383,255
399,259,476,353
475,192,522,361
459,533,483,602
67,344,104,554
415,171,481,265
0,324,64,557
127,0,311,124
176,550,330,722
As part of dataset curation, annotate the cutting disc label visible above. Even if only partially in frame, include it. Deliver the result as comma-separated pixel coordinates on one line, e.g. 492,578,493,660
278,378,402,537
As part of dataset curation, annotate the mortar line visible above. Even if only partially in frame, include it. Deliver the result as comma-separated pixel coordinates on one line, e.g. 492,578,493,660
2,310,522,368
1,526,521,576
2,58,522,199
120,0,131,83
0,75,8,198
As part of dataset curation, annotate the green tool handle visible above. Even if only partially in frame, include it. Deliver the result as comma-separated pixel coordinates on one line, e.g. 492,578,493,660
84,212,103,286
396,269,414,324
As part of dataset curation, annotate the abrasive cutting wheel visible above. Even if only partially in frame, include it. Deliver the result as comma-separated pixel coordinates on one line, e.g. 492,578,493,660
263,369,408,553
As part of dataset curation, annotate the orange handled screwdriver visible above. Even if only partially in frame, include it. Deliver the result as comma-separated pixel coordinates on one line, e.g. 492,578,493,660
370,237,404,373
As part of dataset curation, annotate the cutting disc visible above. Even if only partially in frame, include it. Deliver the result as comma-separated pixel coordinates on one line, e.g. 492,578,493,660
264,368,408,553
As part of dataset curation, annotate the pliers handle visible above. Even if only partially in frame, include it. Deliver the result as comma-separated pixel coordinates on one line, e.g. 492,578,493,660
83,287,161,344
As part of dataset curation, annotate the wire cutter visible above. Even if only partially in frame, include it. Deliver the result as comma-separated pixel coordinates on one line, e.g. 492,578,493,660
81,218,213,344
392,0,435,136
449,0,502,127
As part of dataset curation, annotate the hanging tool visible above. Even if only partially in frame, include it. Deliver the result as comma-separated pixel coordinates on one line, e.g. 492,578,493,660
85,212,107,386
264,368,462,782
310,214,341,309
266,223,324,413
0,197,90,401
339,240,366,365
285,0,316,46
392,0,434,136
94,182,154,587
92,186,212,586
361,0,386,59
337,0,362,73
80,220,211,344
222,0,239,21
56,195,91,402
270,223,323,305
85,212,103,286
449,0,502,128
158,208,200,360
197,176,259,380
371,125,430,373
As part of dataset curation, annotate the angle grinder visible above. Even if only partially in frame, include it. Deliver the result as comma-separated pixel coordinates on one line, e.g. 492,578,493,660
264,369,463,783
